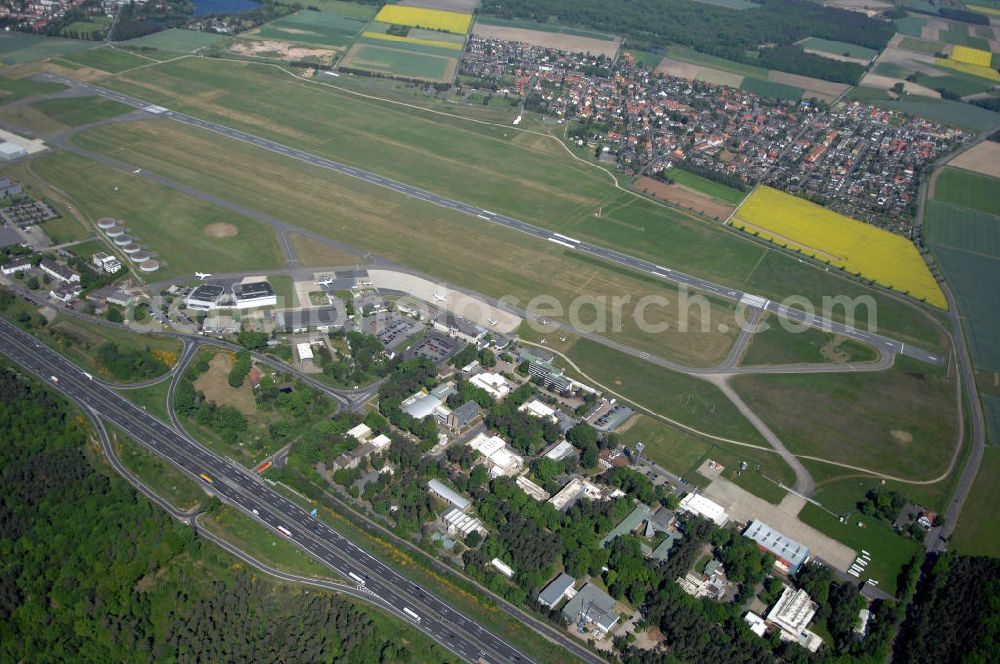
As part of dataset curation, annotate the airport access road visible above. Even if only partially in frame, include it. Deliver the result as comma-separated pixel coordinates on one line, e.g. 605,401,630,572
33,73,943,369
0,316,605,664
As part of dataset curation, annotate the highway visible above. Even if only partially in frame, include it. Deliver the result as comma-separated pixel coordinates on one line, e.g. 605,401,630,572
0,315,604,664
33,73,942,368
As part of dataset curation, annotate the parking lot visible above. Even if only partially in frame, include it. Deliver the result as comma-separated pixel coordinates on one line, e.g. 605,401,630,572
362,312,423,349
405,332,459,363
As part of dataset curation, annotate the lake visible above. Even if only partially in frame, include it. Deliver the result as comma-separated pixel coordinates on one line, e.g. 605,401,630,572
191,0,261,16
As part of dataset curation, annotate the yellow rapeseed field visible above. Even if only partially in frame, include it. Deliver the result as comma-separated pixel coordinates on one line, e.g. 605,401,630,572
935,56,1000,81
731,187,946,308
967,4,1000,16
950,45,993,68
361,31,462,50
373,5,472,34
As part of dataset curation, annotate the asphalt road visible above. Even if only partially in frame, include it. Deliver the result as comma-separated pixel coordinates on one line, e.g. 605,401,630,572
33,73,943,368
0,316,607,664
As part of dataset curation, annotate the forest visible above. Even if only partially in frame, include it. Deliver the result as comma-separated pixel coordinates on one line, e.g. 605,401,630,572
479,0,891,83
0,362,453,663
894,553,1000,663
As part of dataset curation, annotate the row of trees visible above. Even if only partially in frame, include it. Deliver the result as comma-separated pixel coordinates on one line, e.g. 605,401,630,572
480,0,893,83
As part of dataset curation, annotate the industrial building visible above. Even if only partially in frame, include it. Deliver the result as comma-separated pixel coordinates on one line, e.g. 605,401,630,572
743,520,810,574
537,573,576,608
272,306,341,333
428,479,470,511
233,280,277,308
466,432,524,477
561,583,619,639
447,400,481,432
678,492,729,526
401,392,448,421
543,440,576,461
0,141,27,161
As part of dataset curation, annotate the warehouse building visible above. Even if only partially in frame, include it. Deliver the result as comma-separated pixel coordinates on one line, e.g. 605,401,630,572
537,573,576,609
185,283,226,310
561,583,619,639
743,520,810,574
232,280,276,309
678,492,729,526
428,479,470,511
466,432,524,477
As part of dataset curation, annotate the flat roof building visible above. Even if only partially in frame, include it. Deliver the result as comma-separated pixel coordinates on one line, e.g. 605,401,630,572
448,400,482,432
743,519,810,574
185,283,225,310
273,306,342,333
347,423,372,441
467,432,524,477
766,586,823,652
516,475,550,501
490,558,514,578
744,611,767,638
548,477,602,511
543,440,575,461
402,393,444,420
232,280,276,309
468,371,511,401
443,508,484,537
428,479,470,511
519,398,557,421
678,492,729,526
538,573,576,608
296,343,314,361
561,583,619,639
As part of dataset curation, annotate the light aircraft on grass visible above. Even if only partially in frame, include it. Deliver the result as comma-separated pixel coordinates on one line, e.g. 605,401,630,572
195,272,211,280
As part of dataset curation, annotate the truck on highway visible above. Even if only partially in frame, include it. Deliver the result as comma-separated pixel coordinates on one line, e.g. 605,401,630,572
199,473,214,483
402,607,421,623
348,572,365,586
276,525,292,537
49,375,58,384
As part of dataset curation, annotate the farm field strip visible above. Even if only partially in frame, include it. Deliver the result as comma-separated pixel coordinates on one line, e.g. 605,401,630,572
732,187,946,308
373,4,472,34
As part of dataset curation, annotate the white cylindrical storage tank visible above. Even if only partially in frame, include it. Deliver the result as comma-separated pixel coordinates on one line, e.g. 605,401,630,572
130,251,150,263
97,218,117,230
140,260,160,272
104,226,125,238
113,235,132,246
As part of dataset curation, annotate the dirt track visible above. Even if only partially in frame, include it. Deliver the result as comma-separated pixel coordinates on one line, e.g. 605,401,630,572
635,176,734,220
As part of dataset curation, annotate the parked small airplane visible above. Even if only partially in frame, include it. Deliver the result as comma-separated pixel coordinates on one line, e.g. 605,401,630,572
433,292,447,302
132,168,142,175
539,338,546,344
487,319,498,326
315,275,335,287
194,272,211,280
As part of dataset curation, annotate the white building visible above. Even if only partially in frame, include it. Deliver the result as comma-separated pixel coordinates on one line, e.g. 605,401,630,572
232,280,276,309
369,433,392,451
39,258,78,284
543,440,576,461
468,371,511,401
428,479,470,511
490,557,514,578
296,342,314,361
766,586,824,653
467,432,523,477
347,423,372,441
91,252,122,274
548,477,602,511
678,492,729,526
185,283,225,310
516,475,550,501
518,398,557,421
1,257,31,275
443,507,484,537
744,611,767,638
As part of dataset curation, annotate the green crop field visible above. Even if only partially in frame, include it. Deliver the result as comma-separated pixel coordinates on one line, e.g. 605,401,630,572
846,86,892,101
731,356,960,480
939,30,991,50
474,16,617,40
354,34,461,58
899,36,942,55
875,62,913,79
0,32,93,63
10,151,284,280
951,446,1000,556
665,168,747,205
873,98,1000,132
986,394,1000,445
33,95,132,127
800,37,878,60
930,243,1000,371
739,76,803,101
894,15,927,37
934,167,1000,215
914,70,995,98
341,43,455,81
741,315,879,366
119,29,224,53
61,45,149,72
0,76,66,104
72,57,948,352
251,10,369,48
924,200,1000,258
